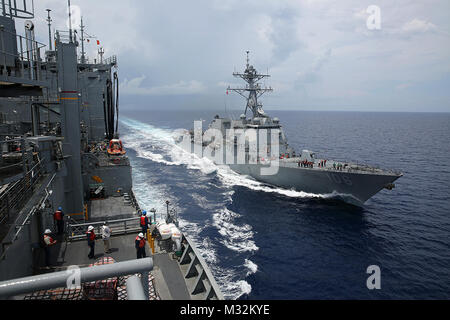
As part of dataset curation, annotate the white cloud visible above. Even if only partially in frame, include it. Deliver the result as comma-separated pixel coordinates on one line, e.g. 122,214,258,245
29,0,450,112
121,76,206,96
396,83,413,90
401,19,437,34
295,48,332,85
353,8,367,21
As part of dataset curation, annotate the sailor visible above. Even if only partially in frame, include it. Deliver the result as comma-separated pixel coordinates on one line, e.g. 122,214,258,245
43,229,57,266
140,210,149,239
86,226,96,259
135,233,146,259
53,206,64,235
101,222,112,254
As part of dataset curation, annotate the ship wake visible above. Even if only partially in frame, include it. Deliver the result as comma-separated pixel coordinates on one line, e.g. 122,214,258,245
119,117,356,299
121,117,259,299
120,117,340,200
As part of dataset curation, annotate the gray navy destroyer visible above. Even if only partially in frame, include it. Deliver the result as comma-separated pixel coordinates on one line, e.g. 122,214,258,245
176,52,402,205
0,1,222,300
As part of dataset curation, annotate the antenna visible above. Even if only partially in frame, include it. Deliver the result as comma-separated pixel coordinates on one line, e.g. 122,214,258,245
67,0,73,43
78,17,96,64
80,16,86,63
98,47,105,64
246,50,250,68
224,94,227,117
46,9,52,50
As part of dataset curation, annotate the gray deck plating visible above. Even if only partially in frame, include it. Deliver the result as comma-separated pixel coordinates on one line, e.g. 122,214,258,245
59,196,212,300
153,253,190,300
89,197,137,221
55,233,197,300
57,233,137,267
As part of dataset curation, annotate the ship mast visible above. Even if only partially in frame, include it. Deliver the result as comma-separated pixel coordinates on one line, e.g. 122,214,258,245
79,17,95,64
227,51,273,118
67,0,73,43
46,9,52,50
80,16,86,63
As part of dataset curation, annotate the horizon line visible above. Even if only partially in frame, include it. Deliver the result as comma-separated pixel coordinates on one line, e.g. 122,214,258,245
120,107,450,114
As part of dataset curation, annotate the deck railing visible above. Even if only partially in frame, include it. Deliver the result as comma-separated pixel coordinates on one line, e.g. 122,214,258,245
179,235,224,300
66,217,141,242
0,157,43,226
0,25,47,83
1,0,34,19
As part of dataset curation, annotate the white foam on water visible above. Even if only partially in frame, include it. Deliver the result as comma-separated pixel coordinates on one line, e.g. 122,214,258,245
128,158,169,214
121,119,180,167
119,117,342,299
177,218,218,264
177,219,254,300
121,118,257,298
121,117,338,201
234,280,252,298
244,259,258,276
215,164,333,199
212,208,259,253
213,266,253,300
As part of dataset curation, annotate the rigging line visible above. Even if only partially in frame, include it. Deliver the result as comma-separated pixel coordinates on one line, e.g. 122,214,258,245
102,93,108,139
114,72,119,134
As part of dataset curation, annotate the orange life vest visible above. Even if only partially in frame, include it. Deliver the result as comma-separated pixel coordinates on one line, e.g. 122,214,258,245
54,210,62,221
140,216,147,226
136,236,146,248
43,234,55,246
86,231,95,241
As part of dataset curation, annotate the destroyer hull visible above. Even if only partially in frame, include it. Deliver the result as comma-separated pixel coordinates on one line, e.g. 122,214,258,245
229,163,401,205
176,141,401,205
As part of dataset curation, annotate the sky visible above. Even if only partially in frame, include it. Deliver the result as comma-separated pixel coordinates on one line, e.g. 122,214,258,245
28,0,450,112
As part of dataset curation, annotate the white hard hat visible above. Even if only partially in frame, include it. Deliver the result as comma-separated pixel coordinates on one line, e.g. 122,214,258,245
88,226,94,231
138,232,144,238
44,229,52,234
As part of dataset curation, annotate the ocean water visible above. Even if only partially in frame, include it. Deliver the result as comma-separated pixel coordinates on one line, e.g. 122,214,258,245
119,109,450,299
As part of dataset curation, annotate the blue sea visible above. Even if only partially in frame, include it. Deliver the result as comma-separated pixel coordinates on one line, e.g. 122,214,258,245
119,109,450,299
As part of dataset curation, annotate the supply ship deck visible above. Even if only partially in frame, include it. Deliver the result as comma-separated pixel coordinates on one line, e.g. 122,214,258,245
42,195,219,300
0,0,222,300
